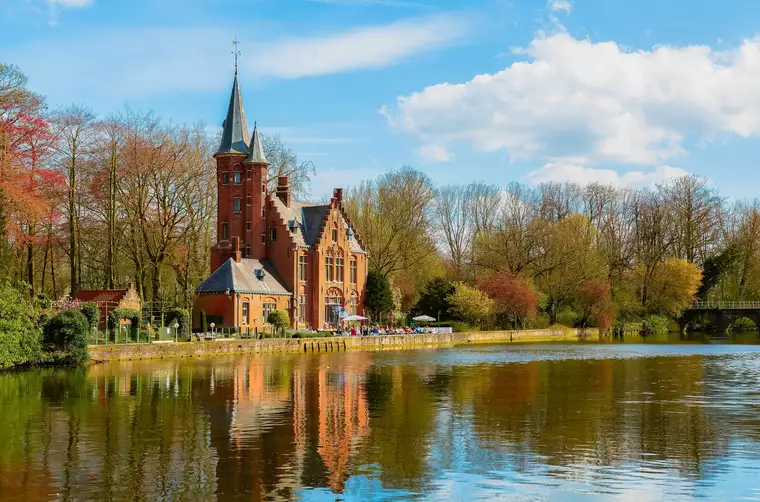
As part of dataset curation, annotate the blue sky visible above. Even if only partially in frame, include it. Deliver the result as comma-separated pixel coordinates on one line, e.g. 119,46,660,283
4,0,760,199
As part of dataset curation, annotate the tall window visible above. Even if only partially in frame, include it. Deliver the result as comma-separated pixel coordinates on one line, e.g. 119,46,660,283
233,172,242,184
247,195,252,206
299,295,307,322
325,257,333,282
349,294,358,315
350,258,357,284
263,302,276,321
233,197,241,213
242,302,249,325
222,221,229,241
247,169,252,180
299,255,307,281
336,258,344,283
269,227,277,242
246,220,252,232
245,245,251,257
222,172,229,185
332,226,338,242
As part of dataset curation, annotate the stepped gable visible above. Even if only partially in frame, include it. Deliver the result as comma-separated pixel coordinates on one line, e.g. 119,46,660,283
195,257,290,295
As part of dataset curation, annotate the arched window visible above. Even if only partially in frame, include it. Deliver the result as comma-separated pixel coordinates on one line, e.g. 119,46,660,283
324,287,344,328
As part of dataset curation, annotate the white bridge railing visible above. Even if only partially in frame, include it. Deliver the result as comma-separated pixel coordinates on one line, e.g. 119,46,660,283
690,301,760,310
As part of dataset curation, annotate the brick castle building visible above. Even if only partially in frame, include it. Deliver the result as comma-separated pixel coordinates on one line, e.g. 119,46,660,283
192,71,368,331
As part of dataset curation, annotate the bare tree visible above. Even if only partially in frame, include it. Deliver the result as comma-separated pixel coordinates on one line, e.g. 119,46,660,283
434,184,473,280
51,105,96,294
262,133,315,200
345,166,436,276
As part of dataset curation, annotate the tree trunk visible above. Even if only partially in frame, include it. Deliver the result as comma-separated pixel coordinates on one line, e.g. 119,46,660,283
106,150,117,289
69,152,79,294
26,241,34,296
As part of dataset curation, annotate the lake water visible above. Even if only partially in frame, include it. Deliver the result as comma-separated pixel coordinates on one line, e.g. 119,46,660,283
2,335,760,501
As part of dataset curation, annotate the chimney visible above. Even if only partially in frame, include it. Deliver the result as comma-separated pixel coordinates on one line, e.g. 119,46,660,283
232,236,241,263
333,188,343,202
277,176,291,207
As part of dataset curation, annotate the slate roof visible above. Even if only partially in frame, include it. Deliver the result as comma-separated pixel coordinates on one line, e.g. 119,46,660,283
215,71,250,157
243,123,268,164
269,196,367,252
195,258,290,295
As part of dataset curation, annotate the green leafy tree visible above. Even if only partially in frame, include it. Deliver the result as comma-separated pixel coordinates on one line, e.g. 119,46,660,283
166,307,190,336
365,271,394,322
267,310,290,336
447,282,493,327
0,282,42,369
698,246,739,299
44,309,89,364
410,277,455,320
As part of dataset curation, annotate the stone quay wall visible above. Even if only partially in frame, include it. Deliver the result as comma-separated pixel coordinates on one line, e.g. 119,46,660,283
88,328,599,362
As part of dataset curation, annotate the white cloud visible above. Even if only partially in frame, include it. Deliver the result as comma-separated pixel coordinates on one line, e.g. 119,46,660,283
249,14,472,79
386,32,760,166
548,0,572,14
527,163,690,187
47,0,93,7
415,144,452,163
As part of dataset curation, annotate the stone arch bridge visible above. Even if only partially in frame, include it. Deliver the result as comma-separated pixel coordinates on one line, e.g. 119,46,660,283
681,301,760,332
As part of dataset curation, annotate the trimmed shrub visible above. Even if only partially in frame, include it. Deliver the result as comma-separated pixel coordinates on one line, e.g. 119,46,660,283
267,310,290,336
79,302,100,331
0,282,42,369
108,308,141,330
199,309,208,332
44,309,89,364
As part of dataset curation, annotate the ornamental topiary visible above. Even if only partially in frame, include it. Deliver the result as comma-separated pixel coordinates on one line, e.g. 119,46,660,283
267,310,290,337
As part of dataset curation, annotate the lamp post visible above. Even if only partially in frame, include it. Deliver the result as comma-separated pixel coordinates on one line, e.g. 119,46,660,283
437,310,441,329
174,322,180,343
210,322,215,339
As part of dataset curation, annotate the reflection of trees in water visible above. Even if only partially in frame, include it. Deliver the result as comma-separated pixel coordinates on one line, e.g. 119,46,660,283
0,352,756,499
448,356,728,480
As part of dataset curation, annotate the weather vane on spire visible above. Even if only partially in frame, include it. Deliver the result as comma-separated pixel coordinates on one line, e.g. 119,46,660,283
232,36,241,71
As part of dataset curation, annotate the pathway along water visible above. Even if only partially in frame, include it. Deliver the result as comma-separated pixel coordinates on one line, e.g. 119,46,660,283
1,333,760,500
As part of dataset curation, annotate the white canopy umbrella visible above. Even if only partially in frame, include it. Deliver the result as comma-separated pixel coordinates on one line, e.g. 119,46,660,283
412,315,436,322
342,315,368,322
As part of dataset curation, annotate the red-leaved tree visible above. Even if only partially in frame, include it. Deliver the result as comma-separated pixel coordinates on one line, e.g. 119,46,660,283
576,279,614,332
477,271,537,328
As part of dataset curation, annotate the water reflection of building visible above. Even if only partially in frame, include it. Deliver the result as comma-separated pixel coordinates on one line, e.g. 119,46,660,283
315,364,370,492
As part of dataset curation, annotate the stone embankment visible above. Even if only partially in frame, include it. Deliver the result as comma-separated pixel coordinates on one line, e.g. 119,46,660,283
89,328,598,362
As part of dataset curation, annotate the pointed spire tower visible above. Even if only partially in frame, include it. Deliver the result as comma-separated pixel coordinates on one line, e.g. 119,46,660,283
214,70,250,157
244,122,268,164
